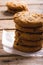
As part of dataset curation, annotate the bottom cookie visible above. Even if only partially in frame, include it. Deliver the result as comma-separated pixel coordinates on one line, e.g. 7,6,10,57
14,44,42,52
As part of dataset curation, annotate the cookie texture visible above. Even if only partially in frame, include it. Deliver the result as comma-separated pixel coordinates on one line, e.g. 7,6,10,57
14,43,42,52
14,11,43,28
20,33,42,41
18,39,42,46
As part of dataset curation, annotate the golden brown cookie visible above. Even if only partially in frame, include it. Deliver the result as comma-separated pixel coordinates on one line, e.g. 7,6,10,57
18,39,42,46
14,11,43,28
15,30,42,41
14,43,42,52
6,2,28,13
20,33,42,41
15,24,43,33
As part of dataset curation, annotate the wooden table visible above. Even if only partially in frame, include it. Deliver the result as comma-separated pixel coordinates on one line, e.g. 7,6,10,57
0,0,43,65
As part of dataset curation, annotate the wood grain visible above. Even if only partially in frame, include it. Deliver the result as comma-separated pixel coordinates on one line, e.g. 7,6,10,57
0,57,43,65
8,57,43,65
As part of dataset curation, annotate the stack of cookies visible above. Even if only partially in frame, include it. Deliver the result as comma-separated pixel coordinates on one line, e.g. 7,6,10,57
13,11,43,52
6,2,43,53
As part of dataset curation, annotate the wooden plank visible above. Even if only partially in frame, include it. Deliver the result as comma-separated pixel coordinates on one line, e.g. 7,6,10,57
0,62,9,65
0,6,7,12
0,31,2,40
0,55,24,61
0,0,43,5
0,57,43,65
0,20,15,29
5,57,43,65
0,0,13,5
2,56,43,65
0,40,2,49
0,52,43,63
0,55,21,61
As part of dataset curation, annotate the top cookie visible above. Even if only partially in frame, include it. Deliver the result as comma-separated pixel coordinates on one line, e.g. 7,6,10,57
14,11,43,28
6,2,28,13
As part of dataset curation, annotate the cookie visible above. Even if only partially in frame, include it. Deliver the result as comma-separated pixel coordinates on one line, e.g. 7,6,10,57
15,30,42,41
14,11,42,28
14,43,42,52
6,2,28,13
21,33,42,41
18,39,42,46
15,24,42,33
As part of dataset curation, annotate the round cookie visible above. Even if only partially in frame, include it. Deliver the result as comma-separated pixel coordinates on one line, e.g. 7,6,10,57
15,30,42,41
20,33,42,41
14,43,42,52
6,2,28,13
15,24,43,33
18,39,42,46
14,11,42,28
